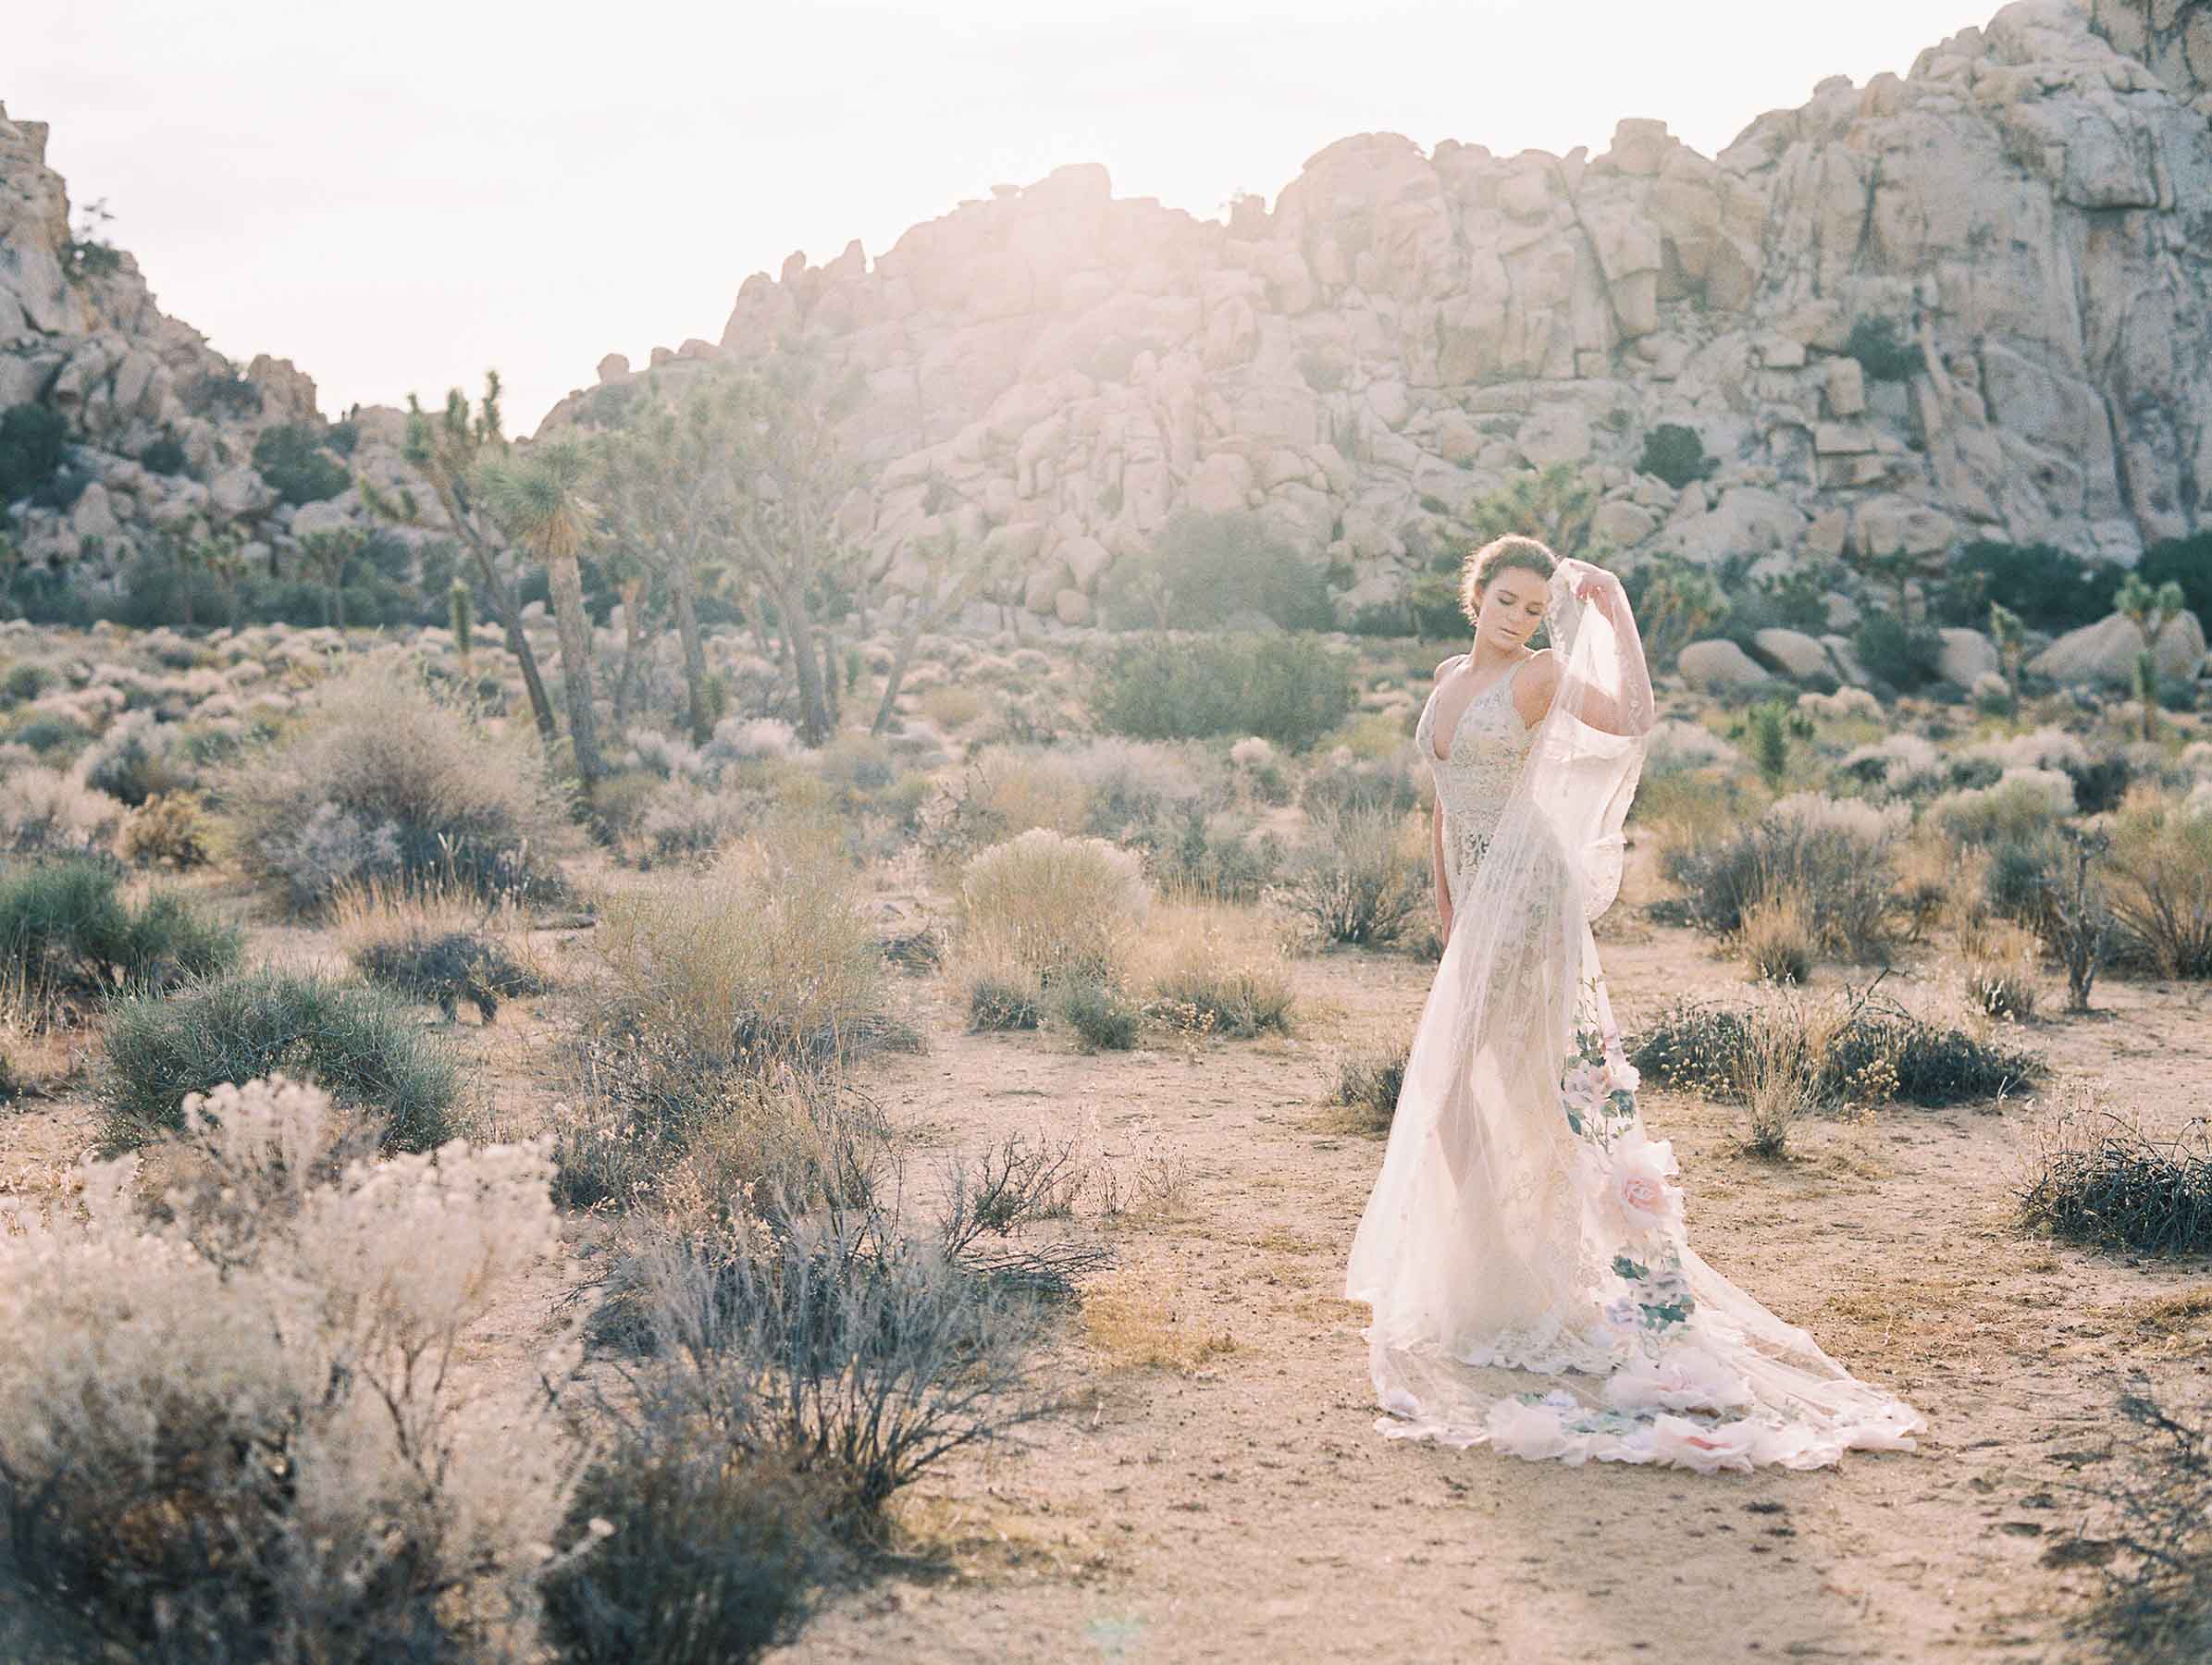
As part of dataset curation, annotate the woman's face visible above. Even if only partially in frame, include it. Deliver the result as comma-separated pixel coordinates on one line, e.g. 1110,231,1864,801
1477,569,1549,650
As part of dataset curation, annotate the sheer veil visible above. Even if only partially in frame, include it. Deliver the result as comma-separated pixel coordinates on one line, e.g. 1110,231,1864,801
1343,561,1925,1471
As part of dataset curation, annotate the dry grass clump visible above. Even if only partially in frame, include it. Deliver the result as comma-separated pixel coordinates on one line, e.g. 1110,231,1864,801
224,665,573,912
594,832,908,1076
916,683,984,731
0,764,127,857
1733,894,1814,984
1959,916,2042,1021
0,1076,577,1660
1132,895,1297,1038
1080,1266,1238,1371
1731,992,1852,1157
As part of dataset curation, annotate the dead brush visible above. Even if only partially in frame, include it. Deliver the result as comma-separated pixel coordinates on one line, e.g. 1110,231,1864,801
2058,1386,2212,1663
334,880,550,1023
2021,1092,2212,1256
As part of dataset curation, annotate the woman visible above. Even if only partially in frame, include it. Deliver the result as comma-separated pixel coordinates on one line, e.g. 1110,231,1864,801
1343,535,1925,1472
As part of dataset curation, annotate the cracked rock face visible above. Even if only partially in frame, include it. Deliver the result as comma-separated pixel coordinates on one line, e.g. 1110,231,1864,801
542,0,2212,622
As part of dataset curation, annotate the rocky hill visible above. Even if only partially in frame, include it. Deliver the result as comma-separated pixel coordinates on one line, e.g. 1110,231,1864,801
5,0,2211,661
0,106,432,582
544,0,2212,635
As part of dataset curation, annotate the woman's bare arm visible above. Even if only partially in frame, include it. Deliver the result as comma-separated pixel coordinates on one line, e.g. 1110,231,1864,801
1432,794,1451,937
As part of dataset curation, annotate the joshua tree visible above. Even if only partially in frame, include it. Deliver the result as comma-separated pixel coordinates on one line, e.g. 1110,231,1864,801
591,389,725,746
297,527,364,630
2116,574,2188,741
479,439,603,793
388,373,559,748
870,523,1020,734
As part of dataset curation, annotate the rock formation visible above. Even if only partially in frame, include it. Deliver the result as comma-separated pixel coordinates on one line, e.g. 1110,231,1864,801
5,0,2210,664
542,0,2212,634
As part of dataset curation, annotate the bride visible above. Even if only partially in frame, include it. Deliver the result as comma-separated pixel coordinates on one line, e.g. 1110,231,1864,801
1343,534,1926,1473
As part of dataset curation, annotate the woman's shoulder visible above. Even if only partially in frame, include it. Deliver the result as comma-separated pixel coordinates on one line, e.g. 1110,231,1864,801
1432,652,1468,682
1508,648,1562,725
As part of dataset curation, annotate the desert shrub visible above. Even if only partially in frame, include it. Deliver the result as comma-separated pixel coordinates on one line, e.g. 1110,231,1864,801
0,765,125,856
99,969,461,1153
1056,975,1141,1051
5,714,94,757
595,837,906,1075
1659,794,1910,961
1134,899,1296,1037
0,857,238,1005
2103,792,2212,979
1098,509,1332,632
181,368,263,418
1637,423,1710,490
2023,1101,2212,1256
0,402,68,503
1300,752,1421,820
225,666,571,911
551,1034,875,1215
1,661,53,706
958,828,1149,989
119,792,215,869
1844,314,1918,383
250,421,349,506
1632,990,2038,1111
540,1424,827,1665
1092,633,1354,750
0,1076,573,1661
1850,611,1943,692
1280,806,1426,949
1931,769,2075,845
1328,1042,1409,1135
355,927,545,1022
2060,1388,2212,1664
967,975,1043,1032
1141,806,1284,901
2137,533,2212,641
83,713,195,805
596,1194,1057,1526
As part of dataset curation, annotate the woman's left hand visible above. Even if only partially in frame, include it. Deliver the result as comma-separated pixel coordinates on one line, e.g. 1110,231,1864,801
1566,561,1624,615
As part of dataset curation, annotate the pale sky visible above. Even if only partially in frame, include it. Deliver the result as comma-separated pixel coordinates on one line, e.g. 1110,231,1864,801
15,1,1992,433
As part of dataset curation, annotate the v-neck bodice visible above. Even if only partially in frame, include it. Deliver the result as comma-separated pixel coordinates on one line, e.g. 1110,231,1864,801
1415,658,1538,906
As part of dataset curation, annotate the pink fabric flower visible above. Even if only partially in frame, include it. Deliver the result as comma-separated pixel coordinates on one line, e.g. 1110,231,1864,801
1609,1129,1681,1234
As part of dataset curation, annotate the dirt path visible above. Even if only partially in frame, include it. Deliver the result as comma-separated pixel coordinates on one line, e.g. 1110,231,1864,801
766,927,2208,1665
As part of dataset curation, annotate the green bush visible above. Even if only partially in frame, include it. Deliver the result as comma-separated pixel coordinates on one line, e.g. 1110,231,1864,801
180,369,263,420
0,858,239,1004
1844,315,1919,383
250,423,349,506
99,969,459,1153
138,436,189,476
1934,541,2122,634
1637,424,1710,490
1099,511,1333,633
1850,611,1944,692
0,403,68,503
1056,976,1140,1051
354,929,547,1021
1091,633,1353,749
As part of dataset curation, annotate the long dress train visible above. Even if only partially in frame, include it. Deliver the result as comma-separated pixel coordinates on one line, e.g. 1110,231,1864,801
1343,567,1925,1473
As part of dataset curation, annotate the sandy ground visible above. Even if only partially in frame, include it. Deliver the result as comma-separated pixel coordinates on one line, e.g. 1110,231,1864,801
6,871,2209,1664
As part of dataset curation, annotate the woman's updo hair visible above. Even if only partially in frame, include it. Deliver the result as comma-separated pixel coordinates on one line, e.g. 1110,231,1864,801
1459,534,1559,624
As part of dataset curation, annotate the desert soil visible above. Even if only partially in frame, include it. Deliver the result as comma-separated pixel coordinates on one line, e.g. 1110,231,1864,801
6,863,2207,1665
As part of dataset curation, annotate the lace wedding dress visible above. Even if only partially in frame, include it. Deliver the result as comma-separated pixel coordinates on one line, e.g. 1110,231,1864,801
1343,565,1926,1473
